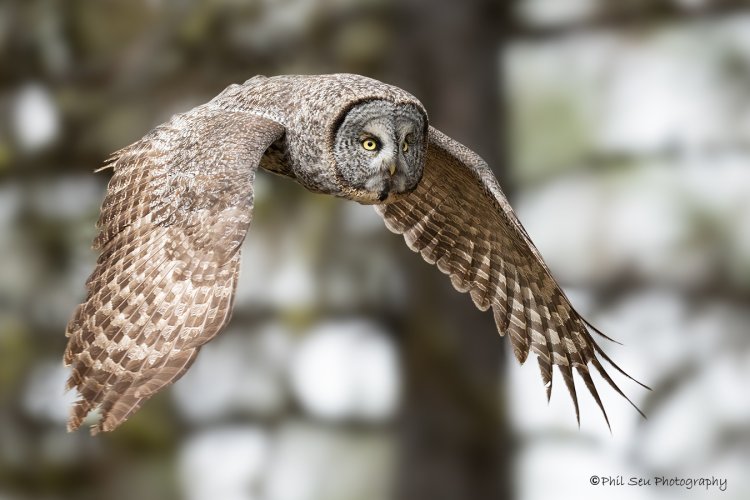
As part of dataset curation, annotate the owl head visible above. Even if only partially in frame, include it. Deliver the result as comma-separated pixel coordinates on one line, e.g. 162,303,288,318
332,99,427,204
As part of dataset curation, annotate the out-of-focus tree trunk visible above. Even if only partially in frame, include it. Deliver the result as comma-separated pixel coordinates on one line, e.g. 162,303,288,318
385,1,517,499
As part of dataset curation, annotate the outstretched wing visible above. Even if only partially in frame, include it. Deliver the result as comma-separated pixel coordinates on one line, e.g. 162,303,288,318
64,107,285,434
376,126,648,427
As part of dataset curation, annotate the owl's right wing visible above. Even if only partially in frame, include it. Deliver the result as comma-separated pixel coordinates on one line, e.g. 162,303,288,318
64,107,284,434
376,126,648,428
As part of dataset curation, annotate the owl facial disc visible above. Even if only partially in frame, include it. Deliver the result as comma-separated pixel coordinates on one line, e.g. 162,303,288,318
333,99,426,204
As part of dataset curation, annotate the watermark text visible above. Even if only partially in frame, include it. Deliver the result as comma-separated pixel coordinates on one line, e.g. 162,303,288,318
589,474,727,492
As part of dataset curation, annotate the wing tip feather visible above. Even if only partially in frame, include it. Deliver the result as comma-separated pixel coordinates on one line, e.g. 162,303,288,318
576,365,612,431
591,340,652,392
583,318,623,346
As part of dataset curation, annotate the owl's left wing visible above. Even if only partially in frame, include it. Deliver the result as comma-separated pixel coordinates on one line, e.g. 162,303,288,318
376,126,648,427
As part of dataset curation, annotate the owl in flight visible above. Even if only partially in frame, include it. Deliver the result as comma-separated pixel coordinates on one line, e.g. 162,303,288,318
64,73,647,434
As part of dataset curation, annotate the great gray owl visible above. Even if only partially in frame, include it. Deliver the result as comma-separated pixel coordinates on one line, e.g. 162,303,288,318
64,73,647,434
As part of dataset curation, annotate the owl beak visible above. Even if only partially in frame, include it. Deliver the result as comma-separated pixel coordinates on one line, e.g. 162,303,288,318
388,163,396,176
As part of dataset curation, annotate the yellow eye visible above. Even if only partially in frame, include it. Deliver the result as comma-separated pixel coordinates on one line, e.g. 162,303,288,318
362,139,378,151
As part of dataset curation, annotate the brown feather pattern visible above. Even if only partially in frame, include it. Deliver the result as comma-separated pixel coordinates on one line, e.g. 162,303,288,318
377,127,648,427
64,108,284,433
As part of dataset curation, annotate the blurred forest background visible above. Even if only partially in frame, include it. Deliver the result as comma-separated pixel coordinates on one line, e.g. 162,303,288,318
1,0,750,499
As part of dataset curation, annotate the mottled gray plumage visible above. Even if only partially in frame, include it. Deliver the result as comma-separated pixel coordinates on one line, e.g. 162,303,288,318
64,73,647,434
